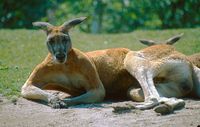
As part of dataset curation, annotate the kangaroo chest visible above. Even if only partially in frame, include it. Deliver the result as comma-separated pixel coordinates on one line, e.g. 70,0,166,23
47,73,86,90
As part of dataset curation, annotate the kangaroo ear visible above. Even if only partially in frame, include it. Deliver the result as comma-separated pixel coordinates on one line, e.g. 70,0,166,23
165,33,184,45
32,22,53,34
61,17,87,32
139,39,157,46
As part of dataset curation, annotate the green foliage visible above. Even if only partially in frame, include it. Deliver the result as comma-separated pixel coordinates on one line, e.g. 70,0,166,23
152,0,200,28
0,0,54,28
51,0,161,33
0,0,200,32
1,28,200,97
40,0,200,33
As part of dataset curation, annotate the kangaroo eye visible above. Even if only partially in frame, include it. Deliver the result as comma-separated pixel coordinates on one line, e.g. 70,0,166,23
62,37,68,42
47,39,54,44
62,38,66,42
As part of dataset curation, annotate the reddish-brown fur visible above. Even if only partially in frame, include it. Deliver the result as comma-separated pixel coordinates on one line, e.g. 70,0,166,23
86,48,139,99
139,34,200,68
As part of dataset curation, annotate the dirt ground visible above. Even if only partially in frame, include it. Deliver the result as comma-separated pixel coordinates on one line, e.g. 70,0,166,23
0,94,200,127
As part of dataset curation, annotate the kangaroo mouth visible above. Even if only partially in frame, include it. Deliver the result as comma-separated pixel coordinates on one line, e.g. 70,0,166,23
55,57,66,64
57,59,65,63
55,53,67,64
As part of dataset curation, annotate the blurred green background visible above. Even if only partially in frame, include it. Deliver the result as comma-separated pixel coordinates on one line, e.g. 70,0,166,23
1,0,200,33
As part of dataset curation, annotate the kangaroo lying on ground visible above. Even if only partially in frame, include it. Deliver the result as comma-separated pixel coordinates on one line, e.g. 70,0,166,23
21,17,200,114
139,34,200,68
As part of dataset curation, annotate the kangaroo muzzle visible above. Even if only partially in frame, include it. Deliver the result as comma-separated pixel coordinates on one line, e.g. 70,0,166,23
55,52,66,63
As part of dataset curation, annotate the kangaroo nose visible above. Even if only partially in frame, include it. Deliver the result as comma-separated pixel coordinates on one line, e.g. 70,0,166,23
56,53,65,60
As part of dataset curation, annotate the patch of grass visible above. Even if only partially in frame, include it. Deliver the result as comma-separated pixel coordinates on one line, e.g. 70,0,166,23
0,28,200,97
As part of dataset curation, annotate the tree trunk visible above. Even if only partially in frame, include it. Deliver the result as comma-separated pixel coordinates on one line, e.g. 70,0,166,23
91,0,104,33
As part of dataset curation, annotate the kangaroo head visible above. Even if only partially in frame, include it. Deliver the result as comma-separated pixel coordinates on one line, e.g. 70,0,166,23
139,33,184,46
33,17,87,63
